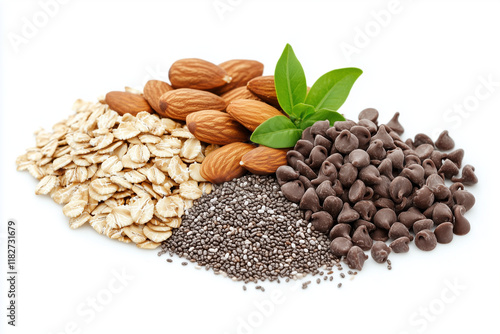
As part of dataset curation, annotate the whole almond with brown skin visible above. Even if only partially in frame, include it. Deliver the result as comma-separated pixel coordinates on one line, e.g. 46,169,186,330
221,86,261,107
226,99,283,131
159,88,226,121
169,58,231,90
201,142,255,184
186,110,250,145
240,146,288,175
247,75,280,107
214,59,264,95
143,80,173,115
105,91,153,116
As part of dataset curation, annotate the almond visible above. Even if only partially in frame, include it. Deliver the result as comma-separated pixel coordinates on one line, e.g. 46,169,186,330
105,91,153,116
200,142,255,184
221,86,261,107
143,80,173,115
159,88,226,121
186,110,250,145
214,59,264,94
240,146,288,175
247,75,280,107
226,99,283,131
168,58,231,90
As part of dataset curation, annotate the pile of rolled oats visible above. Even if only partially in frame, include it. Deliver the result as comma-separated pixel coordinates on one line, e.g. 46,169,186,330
16,96,215,249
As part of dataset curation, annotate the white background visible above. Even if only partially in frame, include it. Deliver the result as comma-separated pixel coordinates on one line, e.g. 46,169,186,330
1,0,499,333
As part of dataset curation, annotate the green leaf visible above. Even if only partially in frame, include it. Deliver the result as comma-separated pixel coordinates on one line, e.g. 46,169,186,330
292,103,316,122
275,44,307,116
305,68,362,111
250,115,303,148
299,109,345,130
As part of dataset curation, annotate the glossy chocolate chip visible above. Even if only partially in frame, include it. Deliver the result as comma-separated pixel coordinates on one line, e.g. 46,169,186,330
294,140,314,159
438,159,460,179
389,237,410,253
314,134,332,152
311,161,338,186
286,150,305,169
404,154,421,167
326,153,344,170
353,219,377,232
359,165,382,185
422,202,437,218
337,202,360,224
451,164,478,185
389,176,413,203
298,175,313,190
374,198,395,211
310,120,330,137
352,225,373,251
349,179,367,203
329,237,353,257
323,196,343,219
332,179,344,196
299,188,321,212
316,180,336,202
367,139,386,160
346,246,369,270
281,180,305,203
305,146,328,169
296,160,317,179
415,229,437,251
435,130,455,151
358,119,378,134
378,159,394,180
373,175,391,198
426,174,445,192
388,222,413,241
349,149,370,168
401,164,425,186
311,211,334,234
414,144,434,160
422,159,438,178
414,133,434,147
353,200,377,221
358,108,379,123
412,219,434,234
405,138,415,150
430,150,444,170
412,185,435,210
434,222,454,244
370,228,389,242
335,120,357,131
432,203,453,225
301,127,314,143
372,125,396,149
385,112,404,135
371,241,391,263
453,205,470,235
276,165,300,185
446,149,464,169
329,223,352,240
395,140,411,151
373,208,397,230
452,189,475,211
335,129,359,154
433,184,451,202
350,125,372,149
398,207,426,229
339,163,358,187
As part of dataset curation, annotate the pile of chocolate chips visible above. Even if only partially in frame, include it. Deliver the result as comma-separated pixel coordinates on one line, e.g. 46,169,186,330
276,108,477,270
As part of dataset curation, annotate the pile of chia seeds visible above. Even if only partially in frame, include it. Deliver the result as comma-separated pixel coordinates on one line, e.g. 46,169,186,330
159,175,344,283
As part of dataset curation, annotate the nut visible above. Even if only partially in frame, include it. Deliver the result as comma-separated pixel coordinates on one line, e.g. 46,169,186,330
221,86,261,107
247,75,279,107
240,146,288,175
143,80,173,115
200,142,255,184
226,99,283,131
186,110,250,145
105,91,153,116
168,58,231,90
214,59,264,94
159,88,226,121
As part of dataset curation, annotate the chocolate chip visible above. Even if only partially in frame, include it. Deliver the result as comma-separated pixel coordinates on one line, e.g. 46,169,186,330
358,119,378,134
337,202,360,224
281,180,305,203
378,159,394,180
326,153,344,170
294,140,314,159
353,200,377,221
323,195,343,219
414,133,434,147
388,222,413,241
298,175,313,190
398,207,426,229
296,160,317,179
286,150,305,169
389,176,413,203
435,130,455,151
353,219,376,232
372,125,396,149
404,154,421,167
329,237,353,257
434,222,454,244
367,139,386,160
316,180,336,202
276,165,300,185
432,203,453,225
332,179,344,196
349,149,370,168
438,159,460,179
426,173,445,192
370,228,389,242
405,138,415,150
385,112,404,135
452,189,475,211
453,205,470,235
311,211,334,234
389,237,410,253
310,120,330,137
329,223,352,240
335,130,359,154
352,225,373,251
314,134,332,152
325,127,340,142
350,125,371,149
306,146,328,169
348,179,368,203
346,246,368,270
414,229,437,251
451,164,478,185
339,163,358,187
373,175,391,198
311,160,338,186
334,120,357,131
358,108,379,124
371,241,391,263
394,140,411,151
422,158,438,178
400,164,425,186
358,165,382,185
373,208,397,230
412,185,435,210
373,198,395,211
301,126,314,143
445,148,464,168
412,219,434,234
299,187,321,212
